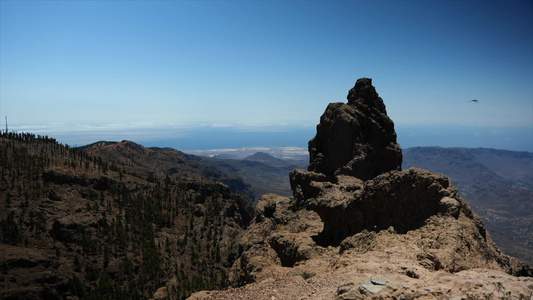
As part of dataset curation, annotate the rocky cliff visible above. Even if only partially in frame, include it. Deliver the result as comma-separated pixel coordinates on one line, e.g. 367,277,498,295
191,78,532,299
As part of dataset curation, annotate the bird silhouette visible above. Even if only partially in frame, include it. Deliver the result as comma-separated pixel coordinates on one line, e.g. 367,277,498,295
469,99,479,103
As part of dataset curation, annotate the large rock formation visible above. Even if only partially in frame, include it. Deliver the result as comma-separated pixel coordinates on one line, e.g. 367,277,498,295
190,78,532,299
308,78,402,181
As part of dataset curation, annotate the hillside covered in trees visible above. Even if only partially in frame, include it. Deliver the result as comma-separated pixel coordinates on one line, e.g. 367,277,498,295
0,132,254,299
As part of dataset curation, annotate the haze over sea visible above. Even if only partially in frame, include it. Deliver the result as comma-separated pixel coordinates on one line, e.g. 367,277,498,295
31,124,533,153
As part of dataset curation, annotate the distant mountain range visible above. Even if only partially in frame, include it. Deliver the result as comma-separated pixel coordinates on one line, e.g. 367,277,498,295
192,151,307,201
184,146,309,161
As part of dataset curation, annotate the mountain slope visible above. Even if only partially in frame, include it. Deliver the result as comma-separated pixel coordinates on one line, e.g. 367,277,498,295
0,133,255,299
83,140,256,201
403,147,533,265
196,153,307,201
243,152,289,167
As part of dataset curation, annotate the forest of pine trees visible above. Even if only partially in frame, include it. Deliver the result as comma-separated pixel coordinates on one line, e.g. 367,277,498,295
0,131,254,299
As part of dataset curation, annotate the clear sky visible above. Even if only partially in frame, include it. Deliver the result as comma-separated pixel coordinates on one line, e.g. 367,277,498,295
1,0,532,150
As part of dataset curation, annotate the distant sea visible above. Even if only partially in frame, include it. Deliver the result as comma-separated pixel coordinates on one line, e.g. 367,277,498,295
21,124,533,152
146,127,317,150
145,125,533,152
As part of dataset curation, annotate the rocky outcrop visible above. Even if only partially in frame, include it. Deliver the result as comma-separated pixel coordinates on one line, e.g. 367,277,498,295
214,78,533,299
292,167,471,245
229,194,325,285
307,78,402,181
232,169,531,287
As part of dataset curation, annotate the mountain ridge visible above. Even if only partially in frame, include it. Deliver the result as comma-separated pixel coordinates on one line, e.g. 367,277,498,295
243,152,286,165
0,133,255,299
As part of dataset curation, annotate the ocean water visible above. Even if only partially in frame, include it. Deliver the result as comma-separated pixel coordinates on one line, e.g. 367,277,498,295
145,127,317,150
25,124,533,152
144,125,533,152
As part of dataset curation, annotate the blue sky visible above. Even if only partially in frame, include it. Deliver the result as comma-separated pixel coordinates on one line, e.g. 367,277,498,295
1,0,532,150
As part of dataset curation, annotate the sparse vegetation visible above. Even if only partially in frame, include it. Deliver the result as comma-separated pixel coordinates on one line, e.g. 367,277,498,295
294,271,316,279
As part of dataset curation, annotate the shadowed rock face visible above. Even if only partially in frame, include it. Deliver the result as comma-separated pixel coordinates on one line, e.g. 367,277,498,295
291,167,465,246
308,78,402,181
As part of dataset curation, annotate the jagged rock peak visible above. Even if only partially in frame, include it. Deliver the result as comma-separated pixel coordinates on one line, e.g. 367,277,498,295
307,78,402,181
347,77,386,112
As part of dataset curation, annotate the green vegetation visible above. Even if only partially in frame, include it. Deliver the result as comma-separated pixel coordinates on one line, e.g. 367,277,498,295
0,132,252,299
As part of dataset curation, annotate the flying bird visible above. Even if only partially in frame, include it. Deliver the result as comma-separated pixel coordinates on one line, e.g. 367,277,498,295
469,99,479,103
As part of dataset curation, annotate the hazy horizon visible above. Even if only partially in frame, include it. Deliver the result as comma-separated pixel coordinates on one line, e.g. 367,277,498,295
8,123,532,153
